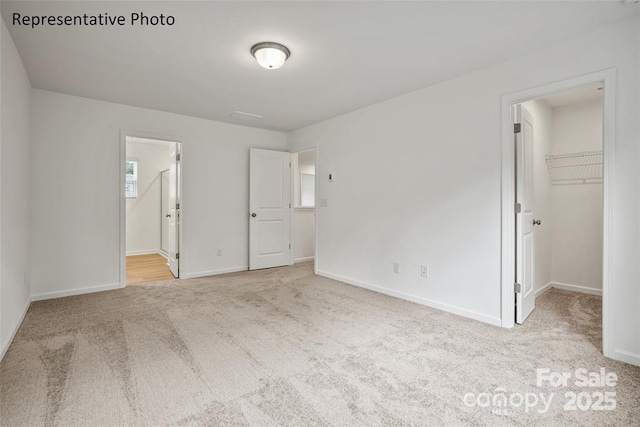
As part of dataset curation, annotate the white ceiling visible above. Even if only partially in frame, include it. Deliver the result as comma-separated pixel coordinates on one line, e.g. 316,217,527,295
2,1,638,132
539,84,604,108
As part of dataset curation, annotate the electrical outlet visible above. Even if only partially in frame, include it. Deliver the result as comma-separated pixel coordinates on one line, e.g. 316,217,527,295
420,265,429,278
393,262,400,274
217,248,223,256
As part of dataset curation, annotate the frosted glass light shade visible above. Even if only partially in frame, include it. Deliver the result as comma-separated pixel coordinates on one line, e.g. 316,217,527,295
251,42,290,70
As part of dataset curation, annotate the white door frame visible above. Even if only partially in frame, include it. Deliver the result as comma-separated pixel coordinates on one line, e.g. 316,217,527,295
500,69,615,357
119,129,185,287
314,143,319,275
289,152,295,266
289,147,318,266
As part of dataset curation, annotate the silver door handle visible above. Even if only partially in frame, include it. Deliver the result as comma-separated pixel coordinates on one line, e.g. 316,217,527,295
533,219,541,226
166,214,171,218
251,213,257,218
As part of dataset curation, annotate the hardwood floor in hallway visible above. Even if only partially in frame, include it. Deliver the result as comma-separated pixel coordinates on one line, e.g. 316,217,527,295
126,253,175,285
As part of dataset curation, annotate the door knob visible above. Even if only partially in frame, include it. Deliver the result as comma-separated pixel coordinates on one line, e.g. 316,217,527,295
251,213,257,218
533,219,541,226
166,214,171,218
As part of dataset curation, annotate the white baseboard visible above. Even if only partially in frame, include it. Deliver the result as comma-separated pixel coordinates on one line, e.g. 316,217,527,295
294,256,315,264
1,296,32,362
316,270,502,327
126,250,161,256
31,282,122,302
611,349,640,367
546,282,602,296
182,266,248,280
535,282,554,297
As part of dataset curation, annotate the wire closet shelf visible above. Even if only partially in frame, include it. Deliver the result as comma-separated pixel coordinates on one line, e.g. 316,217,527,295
545,150,603,185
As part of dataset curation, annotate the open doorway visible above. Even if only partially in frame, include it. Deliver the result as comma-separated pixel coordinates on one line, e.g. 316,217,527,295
514,83,604,323
121,134,182,285
292,149,316,265
502,70,614,357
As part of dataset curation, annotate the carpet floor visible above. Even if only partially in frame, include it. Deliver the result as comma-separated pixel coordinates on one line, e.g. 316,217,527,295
1,262,638,426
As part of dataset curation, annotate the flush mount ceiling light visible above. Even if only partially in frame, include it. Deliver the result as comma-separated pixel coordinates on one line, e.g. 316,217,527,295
251,42,290,70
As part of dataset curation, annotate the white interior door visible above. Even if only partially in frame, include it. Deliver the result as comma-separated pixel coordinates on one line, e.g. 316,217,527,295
167,143,180,278
515,105,536,323
249,148,291,270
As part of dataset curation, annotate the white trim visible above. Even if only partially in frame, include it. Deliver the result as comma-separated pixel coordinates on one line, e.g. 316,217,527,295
500,69,615,361
120,129,185,288
289,152,295,266
181,266,248,279
314,143,319,275
294,256,315,264
126,250,162,256
535,282,554,297
611,349,640,367
546,282,602,296
31,283,121,302
0,297,31,362
600,70,616,362
317,270,502,327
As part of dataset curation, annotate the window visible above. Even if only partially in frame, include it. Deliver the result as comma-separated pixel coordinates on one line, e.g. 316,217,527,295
125,160,138,198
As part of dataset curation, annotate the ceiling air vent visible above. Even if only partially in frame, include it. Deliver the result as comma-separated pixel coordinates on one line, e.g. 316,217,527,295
227,111,263,121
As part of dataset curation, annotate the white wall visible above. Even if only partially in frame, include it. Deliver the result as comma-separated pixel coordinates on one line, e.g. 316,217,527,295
30,90,287,299
521,100,553,294
550,98,603,292
551,98,603,153
125,140,171,255
289,17,639,364
294,209,315,262
1,20,31,358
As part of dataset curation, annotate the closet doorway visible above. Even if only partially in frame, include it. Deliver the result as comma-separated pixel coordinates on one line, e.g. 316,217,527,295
513,83,604,323
501,70,615,357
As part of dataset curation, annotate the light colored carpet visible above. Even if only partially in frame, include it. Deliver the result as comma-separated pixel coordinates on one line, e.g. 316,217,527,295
1,262,638,426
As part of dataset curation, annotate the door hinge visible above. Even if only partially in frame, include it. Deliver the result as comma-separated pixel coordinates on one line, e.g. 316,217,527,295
514,123,521,134
176,203,180,210
289,203,291,208
289,243,291,249
515,203,521,214
176,153,181,161
289,162,291,168
176,252,180,260
514,282,522,293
